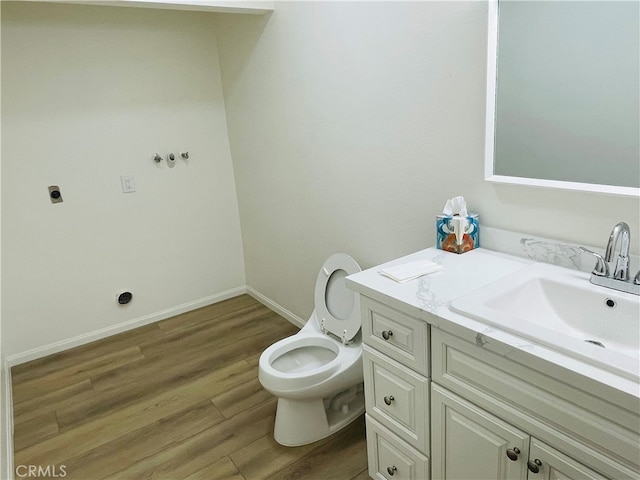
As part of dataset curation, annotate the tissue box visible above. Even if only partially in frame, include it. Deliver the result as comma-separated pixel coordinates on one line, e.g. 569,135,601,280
436,214,479,254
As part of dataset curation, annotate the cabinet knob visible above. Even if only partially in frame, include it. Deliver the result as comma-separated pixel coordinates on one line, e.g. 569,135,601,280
527,459,542,474
386,466,397,476
506,447,520,461
383,395,395,406
382,330,393,340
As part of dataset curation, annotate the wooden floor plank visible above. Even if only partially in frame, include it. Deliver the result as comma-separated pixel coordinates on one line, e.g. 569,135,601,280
11,323,165,384
55,318,295,432
265,415,368,480
350,468,373,480
156,294,259,332
13,412,59,452
139,311,292,370
16,360,254,465
229,432,331,480
245,350,263,367
103,398,278,480
12,346,144,403
142,303,273,358
184,456,246,480
86,311,294,399
11,294,368,480
13,379,94,424
210,377,274,419
59,400,224,480
56,343,256,431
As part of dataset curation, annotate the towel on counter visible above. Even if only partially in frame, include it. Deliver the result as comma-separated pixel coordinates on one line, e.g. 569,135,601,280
379,259,444,283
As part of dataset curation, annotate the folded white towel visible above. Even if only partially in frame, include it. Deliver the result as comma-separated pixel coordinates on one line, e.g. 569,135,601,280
379,259,444,283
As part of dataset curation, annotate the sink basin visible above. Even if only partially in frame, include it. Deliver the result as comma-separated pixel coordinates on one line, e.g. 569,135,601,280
450,262,640,381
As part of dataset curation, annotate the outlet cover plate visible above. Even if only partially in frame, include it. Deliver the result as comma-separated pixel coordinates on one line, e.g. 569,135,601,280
120,175,136,193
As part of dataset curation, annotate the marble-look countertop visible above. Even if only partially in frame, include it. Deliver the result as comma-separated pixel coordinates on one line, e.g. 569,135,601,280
346,247,640,399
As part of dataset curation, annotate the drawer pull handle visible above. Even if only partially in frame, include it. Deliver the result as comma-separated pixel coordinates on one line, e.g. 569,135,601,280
387,466,397,476
527,459,542,474
506,447,520,461
382,330,393,340
383,395,395,406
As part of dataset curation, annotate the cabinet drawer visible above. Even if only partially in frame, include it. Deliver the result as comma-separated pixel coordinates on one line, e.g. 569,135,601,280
366,414,430,480
361,296,429,375
364,345,429,452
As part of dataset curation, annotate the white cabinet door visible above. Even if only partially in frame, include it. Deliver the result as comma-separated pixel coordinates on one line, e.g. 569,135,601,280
431,384,529,480
526,438,608,480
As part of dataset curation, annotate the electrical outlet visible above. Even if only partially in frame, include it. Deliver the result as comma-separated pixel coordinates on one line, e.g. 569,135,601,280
120,175,136,193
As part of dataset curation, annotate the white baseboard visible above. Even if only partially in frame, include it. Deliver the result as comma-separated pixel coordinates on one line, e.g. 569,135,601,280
246,286,306,328
3,360,14,480
6,286,247,367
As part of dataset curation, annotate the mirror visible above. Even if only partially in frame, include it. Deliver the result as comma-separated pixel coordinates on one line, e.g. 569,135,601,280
485,1,639,197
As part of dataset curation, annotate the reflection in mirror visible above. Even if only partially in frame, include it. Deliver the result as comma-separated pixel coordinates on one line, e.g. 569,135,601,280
485,1,639,196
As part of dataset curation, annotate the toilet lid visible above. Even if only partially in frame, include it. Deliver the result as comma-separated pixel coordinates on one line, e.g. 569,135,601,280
314,253,362,343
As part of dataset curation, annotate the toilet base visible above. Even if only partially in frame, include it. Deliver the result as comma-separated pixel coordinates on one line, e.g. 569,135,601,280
273,385,365,446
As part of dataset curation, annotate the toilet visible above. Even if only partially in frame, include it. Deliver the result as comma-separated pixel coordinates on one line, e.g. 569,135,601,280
258,253,365,446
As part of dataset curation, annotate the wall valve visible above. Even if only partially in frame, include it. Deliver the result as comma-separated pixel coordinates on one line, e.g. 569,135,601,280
48,185,63,204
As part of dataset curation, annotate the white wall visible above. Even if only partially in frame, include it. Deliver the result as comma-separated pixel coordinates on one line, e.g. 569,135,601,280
1,0,638,361
0,2,8,477
1,2,245,359
215,1,639,320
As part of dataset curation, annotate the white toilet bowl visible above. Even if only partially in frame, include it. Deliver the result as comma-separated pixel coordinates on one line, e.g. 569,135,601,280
258,253,365,446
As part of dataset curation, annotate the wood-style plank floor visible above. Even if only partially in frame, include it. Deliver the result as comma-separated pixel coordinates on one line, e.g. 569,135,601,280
11,294,369,480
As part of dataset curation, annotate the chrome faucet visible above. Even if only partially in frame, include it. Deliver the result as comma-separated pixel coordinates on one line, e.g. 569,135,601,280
604,221,630,280
580,222,639,295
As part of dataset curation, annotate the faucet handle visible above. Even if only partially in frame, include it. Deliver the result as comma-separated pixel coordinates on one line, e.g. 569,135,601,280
579,247,610,277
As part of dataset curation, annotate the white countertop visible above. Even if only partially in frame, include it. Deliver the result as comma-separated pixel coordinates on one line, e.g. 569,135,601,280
346,247,640,399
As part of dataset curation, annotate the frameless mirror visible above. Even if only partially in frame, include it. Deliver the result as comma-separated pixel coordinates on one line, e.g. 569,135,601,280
485,1,639,197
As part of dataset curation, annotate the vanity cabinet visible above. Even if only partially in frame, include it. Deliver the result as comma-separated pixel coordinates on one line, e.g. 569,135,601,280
361,296,431,480
431,384,608,480
349,247,639,480
356,297,639,480
430,328,639,480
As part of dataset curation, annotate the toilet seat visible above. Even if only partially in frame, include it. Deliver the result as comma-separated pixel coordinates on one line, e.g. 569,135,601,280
259,334,343,391
314,253,361,344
